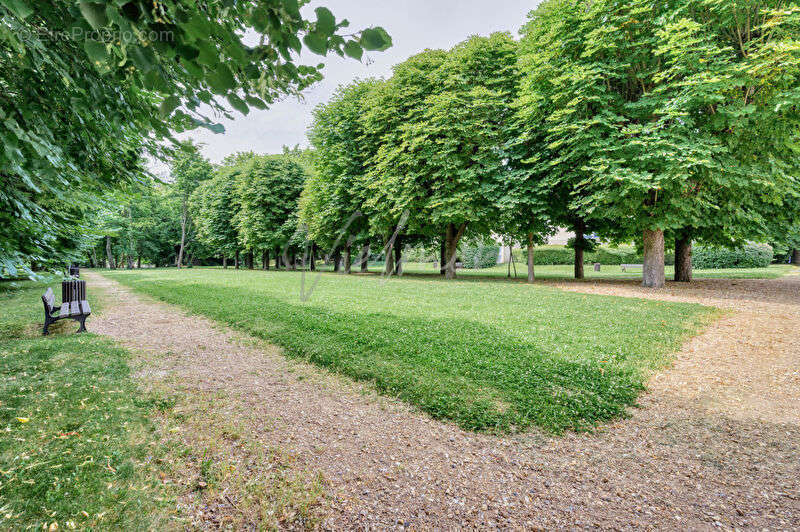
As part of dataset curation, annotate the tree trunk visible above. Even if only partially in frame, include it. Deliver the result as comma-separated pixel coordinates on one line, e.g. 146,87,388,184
137,256,141,269
384,237,395,275
792,249,800,265
235,250,240,269
394,234,402,275
440,235,446,276
360,244,370,273
344,244,352,274
332,249,341,273
527,232,535,283
223,256,228,269
574,220,585,280
674,234,693,283
310,243,317,271
289,251,296,271
261,250,267,270
445,223,467,280
265,250,270,270
643,229,666,288
247,251,254,270
106,236,115,269
177,200,187,269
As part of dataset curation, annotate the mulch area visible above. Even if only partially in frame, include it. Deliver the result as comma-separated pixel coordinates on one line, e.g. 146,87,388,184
85,271,800,529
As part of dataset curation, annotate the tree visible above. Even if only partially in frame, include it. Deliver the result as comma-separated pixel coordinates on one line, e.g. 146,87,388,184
169,143,212,268
517,0,800,288
234,155,307,269
304,79,383,271
191,166,241,267
1,0,391,277
364,34,520,279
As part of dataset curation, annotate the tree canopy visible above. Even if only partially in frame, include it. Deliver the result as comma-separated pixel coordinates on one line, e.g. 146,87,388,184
0,0,390,277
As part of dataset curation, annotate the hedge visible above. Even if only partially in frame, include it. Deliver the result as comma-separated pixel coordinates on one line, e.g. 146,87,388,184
692,244,773,269
521,246,675,266
461,244,500,269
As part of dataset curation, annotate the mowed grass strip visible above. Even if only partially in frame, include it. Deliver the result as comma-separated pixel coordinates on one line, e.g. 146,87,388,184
103,268,715,434
0,281,170,530
322,262,795,281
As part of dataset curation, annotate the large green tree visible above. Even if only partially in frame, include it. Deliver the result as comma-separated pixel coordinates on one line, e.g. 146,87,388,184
364,34,520,279
517,0,800,287
234,155,307,269
169,143,212,268
304,79,383,273
190,165,241,268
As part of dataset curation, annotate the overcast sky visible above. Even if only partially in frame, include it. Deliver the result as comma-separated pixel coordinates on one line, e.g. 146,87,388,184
174,1,539,166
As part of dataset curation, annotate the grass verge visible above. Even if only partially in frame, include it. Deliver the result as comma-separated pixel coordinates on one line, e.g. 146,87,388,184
102,268,716,434
0,280,171,530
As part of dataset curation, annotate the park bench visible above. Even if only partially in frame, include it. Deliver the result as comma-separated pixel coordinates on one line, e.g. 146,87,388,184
42,279,91,335
620,264,643,272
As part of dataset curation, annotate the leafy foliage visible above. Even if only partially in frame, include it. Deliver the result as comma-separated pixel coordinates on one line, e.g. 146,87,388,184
516,0,800,280
693,244,774,269
0,0,391,276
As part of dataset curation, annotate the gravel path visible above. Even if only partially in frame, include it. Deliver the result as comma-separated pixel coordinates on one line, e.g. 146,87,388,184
85,271,800,530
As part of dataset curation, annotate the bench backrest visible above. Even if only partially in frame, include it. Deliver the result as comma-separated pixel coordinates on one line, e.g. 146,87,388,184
62,280,86,303
43,288,55,312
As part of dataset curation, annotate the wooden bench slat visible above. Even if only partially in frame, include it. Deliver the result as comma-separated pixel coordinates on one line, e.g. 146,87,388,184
69,300,80,317
79,300,91,315
59,303,70,318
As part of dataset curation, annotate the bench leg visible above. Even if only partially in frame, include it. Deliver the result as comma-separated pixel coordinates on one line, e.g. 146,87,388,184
43,317,51,336
76,315,88,333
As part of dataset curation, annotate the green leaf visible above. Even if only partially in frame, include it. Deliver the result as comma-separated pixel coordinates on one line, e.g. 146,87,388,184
1,0,33,19
314,7,335,36
245,95,268,110
84,40,108,64
251,7,268,33
360,27,392,51
207,64,236,94
303,32,327,56
343,40,363,61
160,95,181,117
227,93,249,115
282,0,300,18
79,2,108,30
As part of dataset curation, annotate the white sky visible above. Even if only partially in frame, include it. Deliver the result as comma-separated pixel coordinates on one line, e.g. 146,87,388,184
174,1,539,165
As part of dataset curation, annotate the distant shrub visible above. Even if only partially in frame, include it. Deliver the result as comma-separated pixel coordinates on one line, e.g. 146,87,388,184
461,243,500,269
403,245,437,263
693,244,773,269
521,246,674,266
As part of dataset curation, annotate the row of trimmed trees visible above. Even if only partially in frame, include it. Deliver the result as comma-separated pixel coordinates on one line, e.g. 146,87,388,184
190,149,310,270
299,0,800,288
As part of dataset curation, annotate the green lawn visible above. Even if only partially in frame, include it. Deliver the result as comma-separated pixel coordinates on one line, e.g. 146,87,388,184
102,268,715,434
374,262,796,280
0,281,169,530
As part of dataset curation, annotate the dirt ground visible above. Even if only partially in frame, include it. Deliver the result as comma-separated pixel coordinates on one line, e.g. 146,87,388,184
84,271,800,530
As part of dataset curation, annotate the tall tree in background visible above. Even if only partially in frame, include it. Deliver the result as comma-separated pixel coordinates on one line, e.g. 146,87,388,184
169,143,212,268
234,156,307,269
191,166,241,267
304,79,383,269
